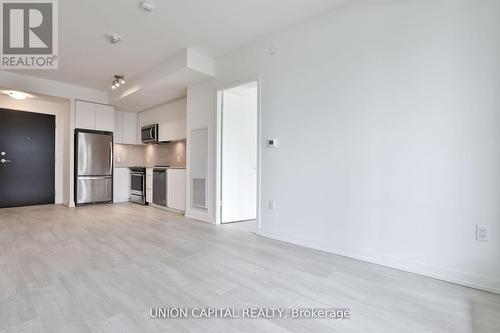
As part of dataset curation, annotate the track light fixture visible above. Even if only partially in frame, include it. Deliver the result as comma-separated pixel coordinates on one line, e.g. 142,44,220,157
111,75,126,89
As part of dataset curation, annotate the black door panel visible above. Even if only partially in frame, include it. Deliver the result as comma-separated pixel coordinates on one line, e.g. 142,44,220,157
0,108,55,208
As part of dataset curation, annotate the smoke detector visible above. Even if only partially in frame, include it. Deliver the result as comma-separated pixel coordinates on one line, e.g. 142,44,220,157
106,34,122,44
140,0,154,12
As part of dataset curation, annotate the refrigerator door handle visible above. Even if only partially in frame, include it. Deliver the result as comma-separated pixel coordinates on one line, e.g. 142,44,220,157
109,141,113,174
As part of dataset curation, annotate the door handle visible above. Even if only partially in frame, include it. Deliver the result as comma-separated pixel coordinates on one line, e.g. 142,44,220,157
1,159,12,163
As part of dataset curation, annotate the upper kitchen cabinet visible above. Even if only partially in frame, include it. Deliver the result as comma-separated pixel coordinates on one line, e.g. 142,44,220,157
75,100,115,132
115,111,138,144
75,100,95,129
138,98,186,143
95,104,115,132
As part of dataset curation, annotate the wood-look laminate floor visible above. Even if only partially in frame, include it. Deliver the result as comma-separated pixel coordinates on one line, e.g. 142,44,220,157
0,203,499,333
224,219,256,233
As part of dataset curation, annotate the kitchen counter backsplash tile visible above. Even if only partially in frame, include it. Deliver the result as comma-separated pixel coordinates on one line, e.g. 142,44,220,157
144,139,186,167
114,140,186,168
114,144,144,167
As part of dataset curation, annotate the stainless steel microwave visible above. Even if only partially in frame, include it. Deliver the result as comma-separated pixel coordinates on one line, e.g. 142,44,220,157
141,124,158,143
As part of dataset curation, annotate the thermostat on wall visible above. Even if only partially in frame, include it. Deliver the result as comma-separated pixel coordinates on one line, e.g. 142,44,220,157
267,139,278,147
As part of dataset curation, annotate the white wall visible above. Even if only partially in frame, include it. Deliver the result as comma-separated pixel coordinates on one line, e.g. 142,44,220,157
0,95,70,204
187,0,500,293
221,87,257,223
186,80,216,223
61,101,71,205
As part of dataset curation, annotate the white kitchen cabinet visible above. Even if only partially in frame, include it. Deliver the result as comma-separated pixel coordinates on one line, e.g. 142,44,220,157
75,100,115,132
138,98,186,143
113,168,130,203
146,168,153,189
123,111,138,144
145,168,153,204
167,169,186,211
114,111,123,143
75,101,96,129
158,106,186,142
95,104,115,132
115,111,138,144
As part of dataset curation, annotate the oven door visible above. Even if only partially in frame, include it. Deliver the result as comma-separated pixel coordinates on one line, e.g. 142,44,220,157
130,172,144,196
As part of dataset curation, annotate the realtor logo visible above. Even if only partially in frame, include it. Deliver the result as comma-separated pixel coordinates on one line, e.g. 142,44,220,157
1,0,58,69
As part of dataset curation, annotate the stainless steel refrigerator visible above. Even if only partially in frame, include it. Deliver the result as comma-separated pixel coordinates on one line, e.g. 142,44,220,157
74,129,113,206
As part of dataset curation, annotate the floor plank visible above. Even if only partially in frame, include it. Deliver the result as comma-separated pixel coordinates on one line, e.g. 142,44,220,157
0,203,498,333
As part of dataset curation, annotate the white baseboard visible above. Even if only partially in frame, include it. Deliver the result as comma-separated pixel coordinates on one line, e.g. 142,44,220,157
258,229,500,295
185,211,215,224
149,203,185,215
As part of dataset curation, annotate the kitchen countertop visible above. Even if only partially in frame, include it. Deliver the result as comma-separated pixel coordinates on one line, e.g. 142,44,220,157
152,167,186,170
114,165,186,170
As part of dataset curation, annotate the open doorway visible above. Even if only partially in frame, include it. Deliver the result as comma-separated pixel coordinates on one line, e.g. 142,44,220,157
218,80,259,232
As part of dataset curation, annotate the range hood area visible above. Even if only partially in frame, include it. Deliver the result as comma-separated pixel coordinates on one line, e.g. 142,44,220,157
138,97,187,144
141,124,183,144
141,124,159,143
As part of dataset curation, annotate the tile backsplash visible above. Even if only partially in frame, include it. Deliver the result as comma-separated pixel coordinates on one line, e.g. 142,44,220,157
114,144,144,167
114,140,186,168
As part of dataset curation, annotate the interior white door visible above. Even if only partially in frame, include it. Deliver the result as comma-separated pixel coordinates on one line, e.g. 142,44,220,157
221,83,258,223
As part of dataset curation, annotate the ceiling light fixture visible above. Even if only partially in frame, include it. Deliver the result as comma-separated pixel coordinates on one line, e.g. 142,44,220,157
140,0,154,12
6,91,29,100
111,75,126,90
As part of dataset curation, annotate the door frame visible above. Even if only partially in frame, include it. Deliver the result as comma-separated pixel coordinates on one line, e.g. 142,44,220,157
215,77,262,233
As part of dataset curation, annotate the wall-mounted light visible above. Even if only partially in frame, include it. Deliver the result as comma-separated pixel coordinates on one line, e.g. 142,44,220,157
5,91,29,100
111,75,126,90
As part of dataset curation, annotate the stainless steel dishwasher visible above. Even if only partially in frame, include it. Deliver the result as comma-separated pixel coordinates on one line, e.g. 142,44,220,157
153,169,167,206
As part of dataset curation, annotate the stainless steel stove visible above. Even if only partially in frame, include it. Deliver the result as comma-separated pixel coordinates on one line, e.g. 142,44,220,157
130,167,146,205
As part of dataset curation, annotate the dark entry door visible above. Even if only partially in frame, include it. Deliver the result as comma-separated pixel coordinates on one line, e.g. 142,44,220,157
0,108,55,208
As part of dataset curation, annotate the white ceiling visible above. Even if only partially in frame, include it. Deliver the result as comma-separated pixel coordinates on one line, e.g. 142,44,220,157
6,0,347,92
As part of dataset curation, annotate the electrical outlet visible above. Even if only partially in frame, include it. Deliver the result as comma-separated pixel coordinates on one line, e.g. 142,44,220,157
476,225,489,242
269,200,277,210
